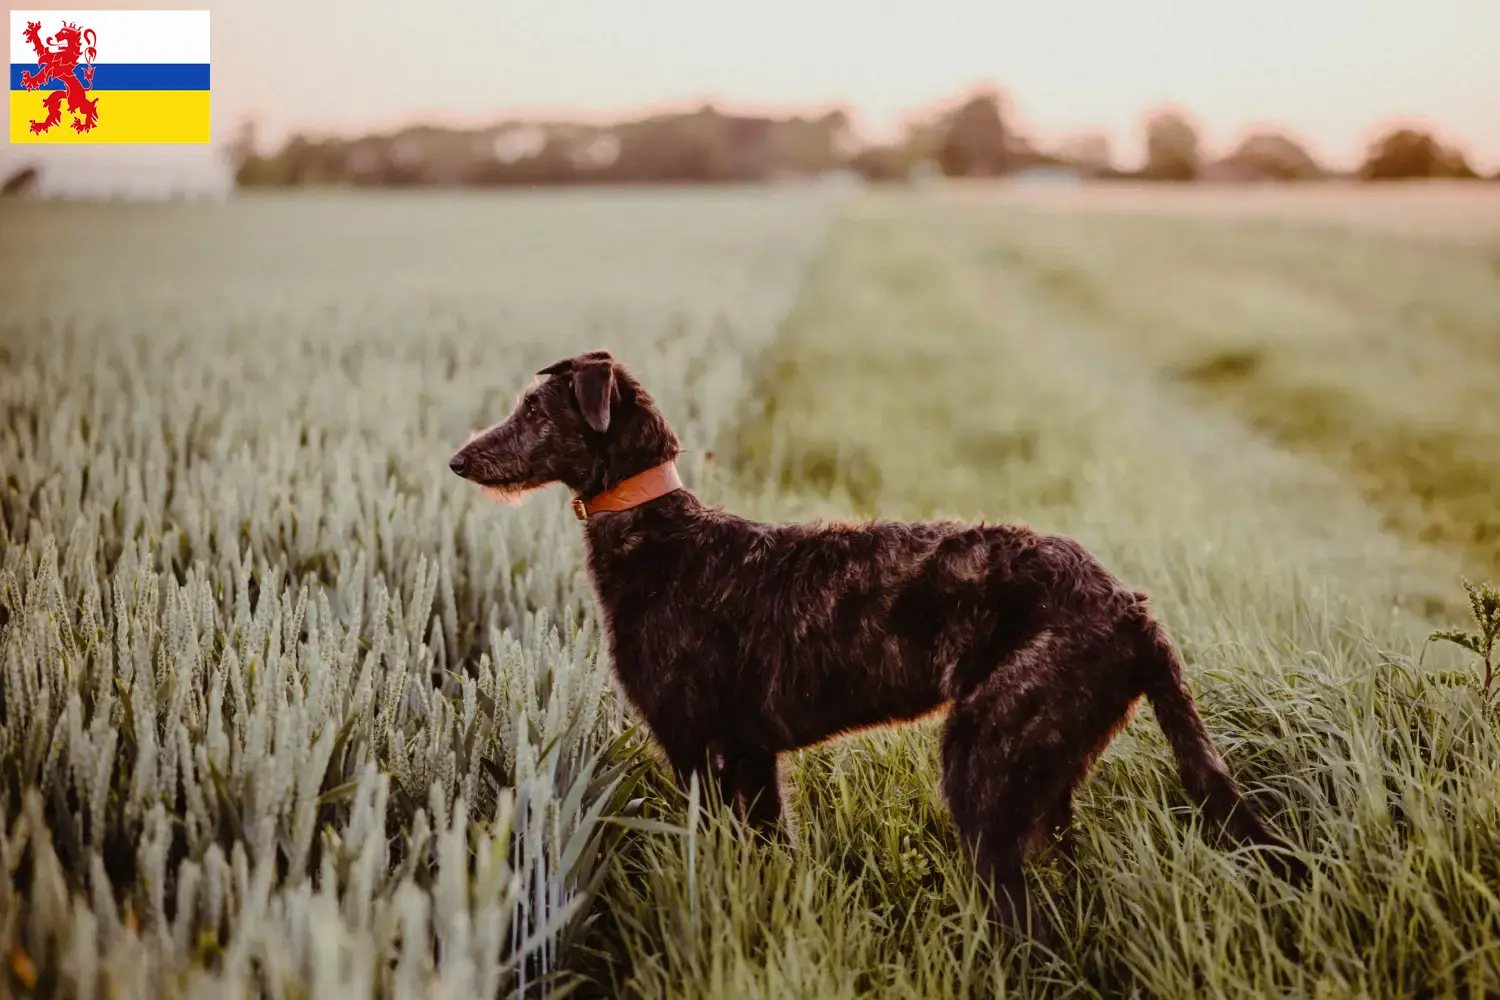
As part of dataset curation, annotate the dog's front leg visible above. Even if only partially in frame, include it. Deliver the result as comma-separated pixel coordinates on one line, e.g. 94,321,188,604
657,737,783,839
657,732,720,799
716,746,786,842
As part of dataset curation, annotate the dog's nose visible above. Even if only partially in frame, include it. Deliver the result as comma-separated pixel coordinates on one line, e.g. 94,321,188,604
449,454,468,477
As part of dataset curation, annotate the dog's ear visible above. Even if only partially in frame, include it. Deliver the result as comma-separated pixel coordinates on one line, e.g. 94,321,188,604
538,349,612,378
572,357,616,433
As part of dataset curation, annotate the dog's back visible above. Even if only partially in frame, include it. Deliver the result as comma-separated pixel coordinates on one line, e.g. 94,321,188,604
583,492,1134,749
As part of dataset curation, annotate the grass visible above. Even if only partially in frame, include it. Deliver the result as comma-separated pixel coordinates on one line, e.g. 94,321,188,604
3,182,1500,998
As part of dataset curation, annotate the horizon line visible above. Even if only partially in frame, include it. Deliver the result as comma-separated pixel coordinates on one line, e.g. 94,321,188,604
245,90,1492,172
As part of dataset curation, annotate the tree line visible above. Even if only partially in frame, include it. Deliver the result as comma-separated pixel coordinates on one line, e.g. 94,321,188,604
225,88,1496,188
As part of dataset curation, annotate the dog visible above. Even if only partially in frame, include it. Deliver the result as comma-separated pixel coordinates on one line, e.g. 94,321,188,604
448,348,1303,929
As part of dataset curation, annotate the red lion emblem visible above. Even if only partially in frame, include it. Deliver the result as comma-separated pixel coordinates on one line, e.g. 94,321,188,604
20,19,100,134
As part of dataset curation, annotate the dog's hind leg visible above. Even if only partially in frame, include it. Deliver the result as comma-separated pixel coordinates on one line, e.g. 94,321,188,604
940,686,1059,934
940,630,1144,935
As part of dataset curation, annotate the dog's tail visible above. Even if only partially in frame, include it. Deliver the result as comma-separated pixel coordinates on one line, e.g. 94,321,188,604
1126,596,1306,882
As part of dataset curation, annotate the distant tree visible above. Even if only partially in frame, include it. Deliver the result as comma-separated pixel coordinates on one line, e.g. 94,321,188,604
605,106,734,183
1220,130,1324,181
497,132,577,185
224,118,257,169
224,117,286,187
896,115,950,172
671,106,736,180
1057,132,1114,176
1005,133,1054,170
278,135,335,185
849,144,911,183
825,109,863,164
1437,146,1478,178
569,132,622,173
0,164,40,197
1360,127,1479,180
1140,108,1201,181
845,110,956,183
937,90,1010,177
226,117,317,187
767,110,851,176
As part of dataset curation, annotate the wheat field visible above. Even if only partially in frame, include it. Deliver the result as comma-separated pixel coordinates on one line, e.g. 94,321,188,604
2,183,1498,999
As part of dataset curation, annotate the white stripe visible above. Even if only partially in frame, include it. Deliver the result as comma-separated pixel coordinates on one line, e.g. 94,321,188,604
10,10,208,65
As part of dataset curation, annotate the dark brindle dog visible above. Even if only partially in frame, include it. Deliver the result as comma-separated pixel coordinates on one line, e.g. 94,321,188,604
449,348,1301,928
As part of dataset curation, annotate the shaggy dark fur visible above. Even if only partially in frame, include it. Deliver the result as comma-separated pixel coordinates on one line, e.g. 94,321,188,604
449,349,1303,929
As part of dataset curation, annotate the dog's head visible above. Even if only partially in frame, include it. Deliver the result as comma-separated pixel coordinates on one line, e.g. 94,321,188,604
448,349,679,502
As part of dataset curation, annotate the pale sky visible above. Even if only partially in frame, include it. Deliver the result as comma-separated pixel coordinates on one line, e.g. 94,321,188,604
5,0,1497,192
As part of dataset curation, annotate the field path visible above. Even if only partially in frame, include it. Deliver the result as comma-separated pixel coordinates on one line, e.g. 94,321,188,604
909,197,1469,621
913,194,1500,597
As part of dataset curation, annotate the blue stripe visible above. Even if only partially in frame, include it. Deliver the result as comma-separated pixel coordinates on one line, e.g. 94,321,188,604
10,63,209,91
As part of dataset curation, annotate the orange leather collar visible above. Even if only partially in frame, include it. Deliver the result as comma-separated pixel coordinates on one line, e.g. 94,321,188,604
573,461,683,520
